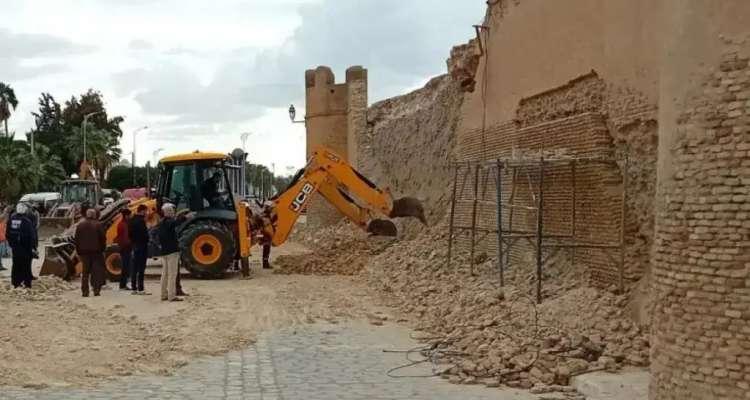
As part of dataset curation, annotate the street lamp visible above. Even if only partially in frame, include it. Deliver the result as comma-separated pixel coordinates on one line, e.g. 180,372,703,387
240,131,253,152
82,111,105,166
131,125,148,186
288,104,305,124
152,148,165,164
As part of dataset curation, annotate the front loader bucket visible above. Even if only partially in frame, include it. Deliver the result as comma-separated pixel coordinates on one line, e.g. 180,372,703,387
40,217,74,238
367,219,398,237
389,197,427,225
39,242,78,280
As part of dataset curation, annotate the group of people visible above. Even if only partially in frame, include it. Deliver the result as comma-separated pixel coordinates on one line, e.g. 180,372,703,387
79,203,190,301
3,197,272,298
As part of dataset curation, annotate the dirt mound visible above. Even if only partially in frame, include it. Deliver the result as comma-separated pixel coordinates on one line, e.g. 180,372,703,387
275,224,395,276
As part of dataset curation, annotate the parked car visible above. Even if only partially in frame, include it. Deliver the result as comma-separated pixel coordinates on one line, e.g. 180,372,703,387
19,192,61,216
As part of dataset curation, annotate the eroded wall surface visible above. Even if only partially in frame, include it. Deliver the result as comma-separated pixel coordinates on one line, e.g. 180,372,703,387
358,75,464,234
453,0,659,289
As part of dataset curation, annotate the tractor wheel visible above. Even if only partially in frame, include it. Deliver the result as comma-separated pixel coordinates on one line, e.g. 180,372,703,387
104,245,123,281
179,221,235,279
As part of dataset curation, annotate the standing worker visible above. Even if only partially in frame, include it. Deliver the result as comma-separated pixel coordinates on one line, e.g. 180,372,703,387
157,203,192,302
262,198,274,270
5,203,37,288
74,209,106,297
0,206,10,272
128,204,150,295
115,208,133,290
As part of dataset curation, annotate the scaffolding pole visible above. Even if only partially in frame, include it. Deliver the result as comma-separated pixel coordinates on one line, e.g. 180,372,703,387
445,165,459,269
570,160,577,270
495,160,504,287
507,167,518,269
619,155,629,294
469,164,480,276
535,157,545,304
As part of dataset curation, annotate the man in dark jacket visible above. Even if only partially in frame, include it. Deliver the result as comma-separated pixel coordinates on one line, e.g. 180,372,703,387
74,209,106,297
115,208,133,290
6,203,37,288
128,204,150,295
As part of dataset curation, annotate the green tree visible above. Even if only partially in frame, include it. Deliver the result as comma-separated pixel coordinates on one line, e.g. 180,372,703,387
244,162,295,199
106,165,148,191
28,90,125,176
0,82,19,138
64,127,122,180
0,136,65,202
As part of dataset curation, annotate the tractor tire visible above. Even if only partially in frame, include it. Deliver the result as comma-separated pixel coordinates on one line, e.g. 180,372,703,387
179,221,235,279
104,244,123,281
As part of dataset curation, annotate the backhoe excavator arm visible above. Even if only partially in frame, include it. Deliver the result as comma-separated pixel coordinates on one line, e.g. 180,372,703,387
263,147,425,246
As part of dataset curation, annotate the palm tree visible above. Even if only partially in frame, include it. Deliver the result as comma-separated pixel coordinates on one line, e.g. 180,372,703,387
0,83,19,138
0,136,64,202
65,127,122,180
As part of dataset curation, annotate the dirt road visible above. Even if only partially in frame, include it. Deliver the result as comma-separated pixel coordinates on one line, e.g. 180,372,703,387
0,242,393,388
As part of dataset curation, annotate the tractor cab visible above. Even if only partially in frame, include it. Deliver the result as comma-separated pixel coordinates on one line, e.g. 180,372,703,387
154,151,244,278
155,152,237,214
61,180,101,206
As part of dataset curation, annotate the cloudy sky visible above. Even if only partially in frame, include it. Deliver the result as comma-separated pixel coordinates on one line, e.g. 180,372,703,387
2,0,485,173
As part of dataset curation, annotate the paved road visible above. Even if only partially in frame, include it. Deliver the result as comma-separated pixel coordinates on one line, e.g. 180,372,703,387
1,322,536,400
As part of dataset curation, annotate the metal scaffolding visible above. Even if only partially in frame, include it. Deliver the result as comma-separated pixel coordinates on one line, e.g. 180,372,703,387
445,154,629,304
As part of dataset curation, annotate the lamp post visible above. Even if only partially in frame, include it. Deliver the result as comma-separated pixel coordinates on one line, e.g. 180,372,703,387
288,104,305,124
131,125,148,186
146,148,163,195
240,131,253,152
82,111,105,166
152,148,164,165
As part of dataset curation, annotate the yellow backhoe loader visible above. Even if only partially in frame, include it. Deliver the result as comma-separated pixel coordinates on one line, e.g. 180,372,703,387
41,146,425,280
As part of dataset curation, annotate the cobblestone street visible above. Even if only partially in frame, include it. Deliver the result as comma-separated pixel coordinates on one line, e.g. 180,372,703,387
0,322,534,400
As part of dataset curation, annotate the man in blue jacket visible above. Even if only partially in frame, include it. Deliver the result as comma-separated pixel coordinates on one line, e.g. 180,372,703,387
6,203,37,288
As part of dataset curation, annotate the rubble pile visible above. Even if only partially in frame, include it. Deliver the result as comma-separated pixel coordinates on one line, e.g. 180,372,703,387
363,222,650,389
288,217,650,390
0,276,76,301
275,223,395,275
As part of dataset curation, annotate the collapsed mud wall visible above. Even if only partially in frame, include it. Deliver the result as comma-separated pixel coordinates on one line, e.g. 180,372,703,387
451,0,659,291
358,75,464,234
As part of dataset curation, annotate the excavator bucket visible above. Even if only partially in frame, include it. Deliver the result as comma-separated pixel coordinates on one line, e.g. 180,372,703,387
40,217,75,238
39,241,77,280
367,219,398,237
389,197,427,225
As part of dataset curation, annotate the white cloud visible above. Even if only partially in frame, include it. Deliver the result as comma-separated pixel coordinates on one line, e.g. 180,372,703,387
2,0,485,173
128,39,154,51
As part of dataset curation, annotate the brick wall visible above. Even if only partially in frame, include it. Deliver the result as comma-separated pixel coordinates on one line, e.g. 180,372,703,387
454,71,657,289
454,112,627,287
650,46,750,400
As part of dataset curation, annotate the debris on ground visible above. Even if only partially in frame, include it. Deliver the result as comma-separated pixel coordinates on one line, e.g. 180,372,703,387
275,223,395,275
287,218,651,390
